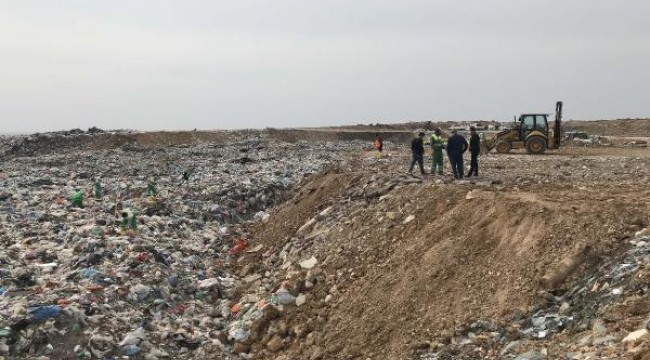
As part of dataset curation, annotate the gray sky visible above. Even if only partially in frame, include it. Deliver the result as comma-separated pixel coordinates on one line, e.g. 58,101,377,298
1,1,649,132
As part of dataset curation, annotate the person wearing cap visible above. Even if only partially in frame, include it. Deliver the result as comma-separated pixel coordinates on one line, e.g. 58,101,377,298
430,128,445,175
408,132,426,175
446,129,468,179
466,126,481,177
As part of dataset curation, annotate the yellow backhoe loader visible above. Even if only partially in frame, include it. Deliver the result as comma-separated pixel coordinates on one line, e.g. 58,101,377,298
487,101,563,154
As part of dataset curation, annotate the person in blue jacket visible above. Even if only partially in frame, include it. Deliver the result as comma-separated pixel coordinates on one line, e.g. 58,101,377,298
446,130,468,179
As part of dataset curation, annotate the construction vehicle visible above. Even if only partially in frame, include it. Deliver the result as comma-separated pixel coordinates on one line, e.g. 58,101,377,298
488,101,563,154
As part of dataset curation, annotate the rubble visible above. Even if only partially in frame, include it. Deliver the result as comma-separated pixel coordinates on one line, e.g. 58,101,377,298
570,135,610,147
417,228,650,359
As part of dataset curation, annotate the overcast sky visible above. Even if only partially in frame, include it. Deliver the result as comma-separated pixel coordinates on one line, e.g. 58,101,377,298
1,1,649,132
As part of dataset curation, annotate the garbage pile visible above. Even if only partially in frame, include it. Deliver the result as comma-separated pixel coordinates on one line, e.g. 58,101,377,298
0,135,361,359
569,136,610,147
0,128,130,159
417,228,650,360
624,140,648,147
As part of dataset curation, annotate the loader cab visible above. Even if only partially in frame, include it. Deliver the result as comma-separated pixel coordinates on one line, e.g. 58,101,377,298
518,114,549,139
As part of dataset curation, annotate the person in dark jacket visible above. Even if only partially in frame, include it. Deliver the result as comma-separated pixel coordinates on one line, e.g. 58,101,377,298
408,132,426,175
446,130,468,179
466,126,481,177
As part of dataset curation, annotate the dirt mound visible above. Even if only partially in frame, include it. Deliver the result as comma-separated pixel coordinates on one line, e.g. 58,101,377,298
1,130,240,158
565,119,650,136
266,128,414,144
238,169,643,359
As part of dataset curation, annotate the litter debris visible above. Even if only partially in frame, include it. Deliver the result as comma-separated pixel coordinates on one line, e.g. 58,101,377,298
299,256,318,269
622,329,649,344
0,131,354,358
403,215,416,224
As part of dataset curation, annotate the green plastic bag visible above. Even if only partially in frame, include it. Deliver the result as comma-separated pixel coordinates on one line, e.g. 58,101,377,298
70,190,83,208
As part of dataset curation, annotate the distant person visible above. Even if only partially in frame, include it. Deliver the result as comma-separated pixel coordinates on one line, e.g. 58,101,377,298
446,130,468,179
466,126,480,177
430,128,445,175
409,132,426,175
374,134,383,159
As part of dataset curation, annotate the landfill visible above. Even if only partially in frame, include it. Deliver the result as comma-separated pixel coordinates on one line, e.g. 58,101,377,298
2,127,650,359
0,130,364,359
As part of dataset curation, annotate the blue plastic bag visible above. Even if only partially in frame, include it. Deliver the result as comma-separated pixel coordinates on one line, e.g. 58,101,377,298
28,305,61,321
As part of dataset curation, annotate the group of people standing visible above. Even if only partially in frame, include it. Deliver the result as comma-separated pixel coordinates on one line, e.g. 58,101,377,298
408,127,481,179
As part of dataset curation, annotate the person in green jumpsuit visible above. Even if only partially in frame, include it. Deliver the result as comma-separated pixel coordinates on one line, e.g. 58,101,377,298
430,128,445,175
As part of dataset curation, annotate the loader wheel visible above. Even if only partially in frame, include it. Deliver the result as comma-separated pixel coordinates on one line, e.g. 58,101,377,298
495,141,511,153
525,136,547,154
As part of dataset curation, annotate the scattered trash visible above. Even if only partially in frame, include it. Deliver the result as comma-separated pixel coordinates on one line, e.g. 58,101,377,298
94,179,103,199
146,176,158,196
299,256,318,269
28,305,61,321
122,344,142,356
296,294,307,307
0,132,353,358
403,215,415,224
70,189,83,208
247,244,264,253
275,289,297,305
514,350,545,360
622,328,649,344
227,239,249,256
